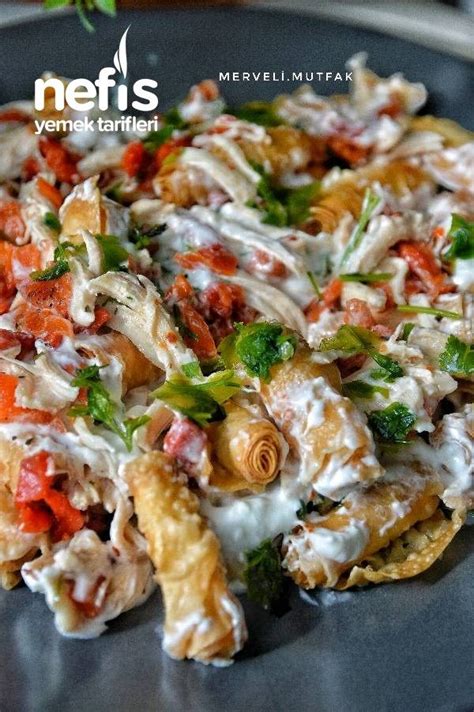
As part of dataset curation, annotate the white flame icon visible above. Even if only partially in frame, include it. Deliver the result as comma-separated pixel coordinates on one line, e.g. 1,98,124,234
113,25,130,78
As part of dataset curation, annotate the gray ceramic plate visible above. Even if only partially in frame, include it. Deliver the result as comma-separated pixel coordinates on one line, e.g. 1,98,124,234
0,8,473,712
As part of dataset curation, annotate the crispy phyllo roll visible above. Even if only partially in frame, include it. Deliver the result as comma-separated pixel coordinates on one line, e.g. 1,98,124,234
409,115,474,147
208,402,286,491
337,507,465,588
283,470,442,589
126,451,247,665
259,346,382,498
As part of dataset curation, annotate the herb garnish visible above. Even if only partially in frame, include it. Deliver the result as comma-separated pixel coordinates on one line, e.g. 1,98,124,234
44,0,116,33
367,402,416,443
70,365,149,450
343,380,390,400
243,536,288,615
439,335,474,377
43,212,61,233
219,321,297,382
340,188,380,267
397,305,461,320
230,101,282,127
444,214,474,261
296,495,335,520
319,325,403,379
339,272,393,283
249,165,319,227
128,224,165,250
153,370,241,427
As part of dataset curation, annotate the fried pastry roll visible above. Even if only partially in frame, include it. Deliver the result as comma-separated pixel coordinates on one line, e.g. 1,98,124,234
0,484,40,590
283,469,441,589
337,507,465,588
126,452,247,665
409,115,474,148
59,175,128,241
208,402,286,492
259,347,383,499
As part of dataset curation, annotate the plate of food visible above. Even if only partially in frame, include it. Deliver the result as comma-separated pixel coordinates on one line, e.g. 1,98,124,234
0,6,472,712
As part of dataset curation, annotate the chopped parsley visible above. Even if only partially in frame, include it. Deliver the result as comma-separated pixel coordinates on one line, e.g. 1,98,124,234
95,234,129,272
307,271,321,298
319,325,403,379
128,224,165,250
70,365,149,450
339,272,393,283
340,188,381,267
30,241,80,281
243,536,288,614
397,305,461,320
181,361,203,379
43,212,61,233
153,370,241,426
230,101,282,127
249,164,319,227
444,214,474,261
343,380,390,400
44,0,116,33
400,322,415,341
439,335,474,377
219,321,297,382
367,402,416,443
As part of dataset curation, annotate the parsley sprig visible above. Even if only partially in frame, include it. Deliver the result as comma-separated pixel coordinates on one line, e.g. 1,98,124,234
243,537,288,615
444,214,474,261
439,335,474,377
153,370,241,427
249,165,319,227
230,101,283,127
70,365,149,450
319,325,403,379
368,402,416,443
219,321,297,382
43,0,116,33
340,188,380,267
343,380,390,400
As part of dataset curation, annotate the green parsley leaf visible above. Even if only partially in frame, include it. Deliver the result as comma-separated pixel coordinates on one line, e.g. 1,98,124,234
285,182,320,226
243,537,287,614
220,321,297,382
128,223,165,250
343,380,390,399
339,272,393,283
142,125,174,153
367,402,416,443
397,304,461,320
439,335,474,377
296,495,335,520
43,212,61,233
30,260,70,282
94,0,116,17
307,271,321,299
400,322,415,341
95,234,129,272
153,370,241,427
181,361,203,379
231,101,282,127
164,107,188,131
70,365,149,451
340,188,381,267
319,325,403,379
444,214,474,261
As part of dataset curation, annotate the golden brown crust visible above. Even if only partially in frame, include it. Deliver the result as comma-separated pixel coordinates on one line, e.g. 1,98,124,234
126,451,247,664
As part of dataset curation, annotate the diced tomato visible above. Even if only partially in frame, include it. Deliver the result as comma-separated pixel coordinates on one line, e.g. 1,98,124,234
0,109,31,123
323,278,343,309
155,137,190,170
15,303,74,348
39,137,80,184
11,243,42,289
166,274,194,302
22,157,39,182
76,306,110,335
15,451,84,540
175,243,238,276
36,177,63,210
377,96,403,119
327,135,369,166
199,282,245,319
248,249,287,278
193,79,219,102
22,272,72,318
0,373,54,425
305,299,325,323
121,141,146,178
344,298,375,329
163,416,207,477
177,301,217,359
397,241,451,298
0,201,26,243
0,329,34,354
